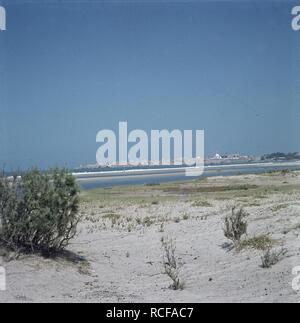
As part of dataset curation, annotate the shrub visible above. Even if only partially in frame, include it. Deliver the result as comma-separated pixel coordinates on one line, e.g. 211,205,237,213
261,247,287,268
223,206,248,247
161,236,184,290
0,168,80,255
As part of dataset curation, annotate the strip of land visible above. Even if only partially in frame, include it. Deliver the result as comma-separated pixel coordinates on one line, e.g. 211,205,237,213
1,170,300,302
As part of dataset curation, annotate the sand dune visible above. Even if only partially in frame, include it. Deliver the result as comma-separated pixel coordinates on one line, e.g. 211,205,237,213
1,171,300,303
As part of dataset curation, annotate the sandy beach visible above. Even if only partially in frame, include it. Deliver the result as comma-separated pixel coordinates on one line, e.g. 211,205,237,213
1,170,300,303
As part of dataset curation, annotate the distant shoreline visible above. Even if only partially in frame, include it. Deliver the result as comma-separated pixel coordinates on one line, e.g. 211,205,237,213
75,161,300,190
74,160,300,178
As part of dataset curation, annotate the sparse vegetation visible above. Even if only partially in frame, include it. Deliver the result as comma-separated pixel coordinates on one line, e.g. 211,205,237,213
161,236,184,290
102,212,121,225
78,260,92,276
151,200,159,205
158,222,165,232
271,204,288,212
146,183,160,187
191,199,212,207
182,213,189,220
174,217,181,223
0,168,80,255
261,247,287,268
239,235,275,251
143,216,154,227
264,169,292,177
223,206,248,247
0,167,298,301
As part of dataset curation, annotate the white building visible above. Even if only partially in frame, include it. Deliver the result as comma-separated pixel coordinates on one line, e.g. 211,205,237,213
211,153,222,160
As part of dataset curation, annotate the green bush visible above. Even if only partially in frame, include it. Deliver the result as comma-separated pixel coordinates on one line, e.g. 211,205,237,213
0,169,80,254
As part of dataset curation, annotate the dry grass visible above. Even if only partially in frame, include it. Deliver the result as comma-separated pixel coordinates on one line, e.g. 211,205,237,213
161,237,185,290
239,235,276,251
261,247,287,268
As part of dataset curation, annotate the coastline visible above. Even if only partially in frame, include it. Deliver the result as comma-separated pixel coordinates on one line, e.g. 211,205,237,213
75,161,300,190
74,161,300,178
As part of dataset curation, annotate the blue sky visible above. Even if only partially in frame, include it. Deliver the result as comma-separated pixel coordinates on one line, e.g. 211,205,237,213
0,0,299,170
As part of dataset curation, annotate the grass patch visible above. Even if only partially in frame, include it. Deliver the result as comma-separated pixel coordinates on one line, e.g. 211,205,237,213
247,201,261,207
223,206,248,247
263,169,291,177
213,195,232,201
271,204,289,212
239,235,276,251
102,212,121,224
261,247,287,268
182,213,189,220
142,216,155,227
81,186,176,205
164,184,258,194
191,200,212,207
145,183,160,187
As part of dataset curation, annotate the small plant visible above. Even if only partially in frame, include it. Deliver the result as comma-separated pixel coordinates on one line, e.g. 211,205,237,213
223,206,248,247
78,260,92,276
191,200,212,207
161,236,184,290
102,212,121,225
146,183,160,187
182,213,189,220
143,216,154,227
239,235,275,251
158,222,165,233
260,247,287,268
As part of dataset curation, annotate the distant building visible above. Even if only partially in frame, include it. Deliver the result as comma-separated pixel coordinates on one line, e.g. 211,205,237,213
228,153,241,160
211,153,222,160
207,152,253,164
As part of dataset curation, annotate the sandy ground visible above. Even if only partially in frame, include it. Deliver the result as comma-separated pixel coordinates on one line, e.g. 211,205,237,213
1,170,300,303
